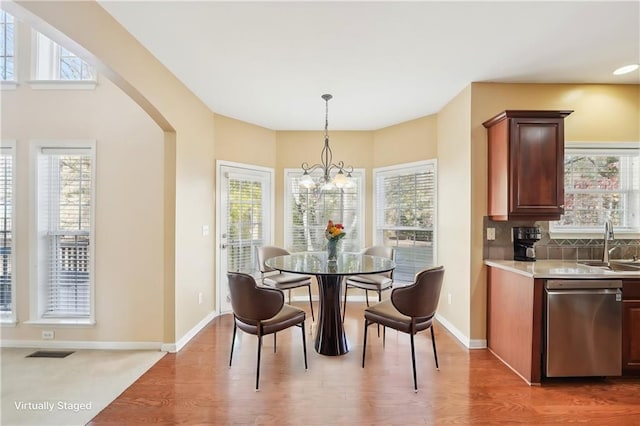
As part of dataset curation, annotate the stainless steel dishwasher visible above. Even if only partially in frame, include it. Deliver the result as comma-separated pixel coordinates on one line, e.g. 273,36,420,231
545,279,622,377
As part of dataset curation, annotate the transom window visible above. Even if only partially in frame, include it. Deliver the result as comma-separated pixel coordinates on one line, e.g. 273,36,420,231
551,143,640,235
0,10,15,81
284,169,364,253
34,31,95,81
374,160,437,282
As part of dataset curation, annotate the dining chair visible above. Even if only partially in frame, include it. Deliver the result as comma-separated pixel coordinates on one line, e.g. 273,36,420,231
227,272,308,390
342,246,395,323
362,266,445,391
257,245,315,321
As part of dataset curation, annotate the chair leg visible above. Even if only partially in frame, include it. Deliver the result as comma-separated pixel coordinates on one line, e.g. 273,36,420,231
288,289,292,304
256,334,263,391
362,319,369,368
365,289,370,306
273,333,277,353
382,325,386,348
301,321,308,370
307,285,315,321
410,332,418,392
376,290,382,337
430,325,439,370
229,322,237,367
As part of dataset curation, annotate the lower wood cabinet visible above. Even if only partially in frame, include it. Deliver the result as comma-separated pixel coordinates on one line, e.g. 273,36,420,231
623,281,640,375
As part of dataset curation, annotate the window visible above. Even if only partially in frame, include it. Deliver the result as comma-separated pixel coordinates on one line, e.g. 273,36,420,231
284,169,364,253
374,160,437,282
1,142,14,321
1,10,15,81
34,143,95,321
33,31,95,81
551,144,640,236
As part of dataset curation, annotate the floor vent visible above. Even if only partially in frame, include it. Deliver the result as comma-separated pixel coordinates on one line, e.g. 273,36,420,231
26,350,75,358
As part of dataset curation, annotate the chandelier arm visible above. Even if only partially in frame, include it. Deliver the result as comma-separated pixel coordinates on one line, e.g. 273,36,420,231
301,162,323,173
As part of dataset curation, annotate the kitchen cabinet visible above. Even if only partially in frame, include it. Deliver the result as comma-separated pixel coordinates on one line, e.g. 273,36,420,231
482,110,573,221
486,266,544,384
622,280,640,375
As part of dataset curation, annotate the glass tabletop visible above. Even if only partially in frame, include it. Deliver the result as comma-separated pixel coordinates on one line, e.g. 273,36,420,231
265,252,395,276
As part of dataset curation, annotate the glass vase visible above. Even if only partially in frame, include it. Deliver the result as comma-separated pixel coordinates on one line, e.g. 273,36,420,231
327,239,339,261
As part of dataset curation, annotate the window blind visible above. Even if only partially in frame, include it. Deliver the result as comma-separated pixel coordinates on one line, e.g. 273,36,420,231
374,161,437,282
225,171,267,277
552,147,640,232
285,170,364,253
38,147,93,317
0,146,13,314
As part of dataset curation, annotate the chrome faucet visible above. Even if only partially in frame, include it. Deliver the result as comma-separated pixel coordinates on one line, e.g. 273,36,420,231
603,216,615,265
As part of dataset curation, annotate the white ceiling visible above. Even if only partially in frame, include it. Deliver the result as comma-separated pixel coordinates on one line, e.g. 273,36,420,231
98,1,640,131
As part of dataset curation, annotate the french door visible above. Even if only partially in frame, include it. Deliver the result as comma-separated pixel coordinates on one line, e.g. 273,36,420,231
216,161,273,314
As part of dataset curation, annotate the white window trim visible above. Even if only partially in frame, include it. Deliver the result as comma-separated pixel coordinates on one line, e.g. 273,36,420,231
283,168,366,252
28,80,97,90
372,159,438,283
550,141,640,240
0,140,16,324
28,140,96,326
1,81,18,90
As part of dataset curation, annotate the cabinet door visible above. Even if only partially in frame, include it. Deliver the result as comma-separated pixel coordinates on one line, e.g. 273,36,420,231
509,117,564,218
623,300,640,374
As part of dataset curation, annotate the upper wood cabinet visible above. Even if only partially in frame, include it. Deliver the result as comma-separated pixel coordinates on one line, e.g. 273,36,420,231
483,110,573,221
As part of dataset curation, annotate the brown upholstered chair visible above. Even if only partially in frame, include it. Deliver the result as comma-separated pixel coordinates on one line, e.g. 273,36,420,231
257,245,315,321
362,266,444,391
227,272,308,390
343,246,395,322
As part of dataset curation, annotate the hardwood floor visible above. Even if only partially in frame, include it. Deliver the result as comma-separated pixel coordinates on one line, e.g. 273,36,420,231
89,302,640,425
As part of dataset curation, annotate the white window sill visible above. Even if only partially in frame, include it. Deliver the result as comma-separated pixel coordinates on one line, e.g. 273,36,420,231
28,80,97,90
1,319,17,326
1,81,18,90
24,318,95,327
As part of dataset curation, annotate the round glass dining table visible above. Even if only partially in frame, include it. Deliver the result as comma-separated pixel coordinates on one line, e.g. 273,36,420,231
266,252,395,356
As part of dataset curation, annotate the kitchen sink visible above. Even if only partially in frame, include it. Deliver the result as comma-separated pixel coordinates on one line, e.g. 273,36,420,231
579,260,640,271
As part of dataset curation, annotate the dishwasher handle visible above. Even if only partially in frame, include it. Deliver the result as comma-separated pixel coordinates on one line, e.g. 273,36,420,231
545,288,622,298
546,279,622,290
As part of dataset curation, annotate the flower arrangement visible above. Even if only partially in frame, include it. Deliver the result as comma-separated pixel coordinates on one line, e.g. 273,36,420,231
325,220,346,241
325,221,345,261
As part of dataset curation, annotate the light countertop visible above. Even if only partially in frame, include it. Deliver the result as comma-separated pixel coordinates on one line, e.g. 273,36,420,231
484,259,640,279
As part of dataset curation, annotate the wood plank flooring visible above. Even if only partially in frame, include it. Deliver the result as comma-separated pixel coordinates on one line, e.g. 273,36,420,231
89,302,640,425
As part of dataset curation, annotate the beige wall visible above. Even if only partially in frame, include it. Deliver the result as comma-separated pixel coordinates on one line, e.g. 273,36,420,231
11,1,216,347
213,114,277,168
436,86,474,342
1,75,165,343
373,115,438,167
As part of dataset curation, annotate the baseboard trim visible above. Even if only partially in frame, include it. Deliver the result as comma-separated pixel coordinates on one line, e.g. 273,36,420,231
163,311,218,353
0,339,162,351
434,313,487,350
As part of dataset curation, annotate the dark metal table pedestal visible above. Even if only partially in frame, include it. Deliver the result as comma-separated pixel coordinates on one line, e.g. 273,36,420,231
315,274,349,355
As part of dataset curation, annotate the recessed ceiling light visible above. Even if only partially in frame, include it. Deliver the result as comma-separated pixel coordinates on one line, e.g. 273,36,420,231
613,64,639,75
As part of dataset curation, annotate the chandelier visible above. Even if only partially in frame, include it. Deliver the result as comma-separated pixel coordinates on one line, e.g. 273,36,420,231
299,94,354,190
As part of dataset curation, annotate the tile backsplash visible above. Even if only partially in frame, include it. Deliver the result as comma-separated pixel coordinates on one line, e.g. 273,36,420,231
483,217,640,261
